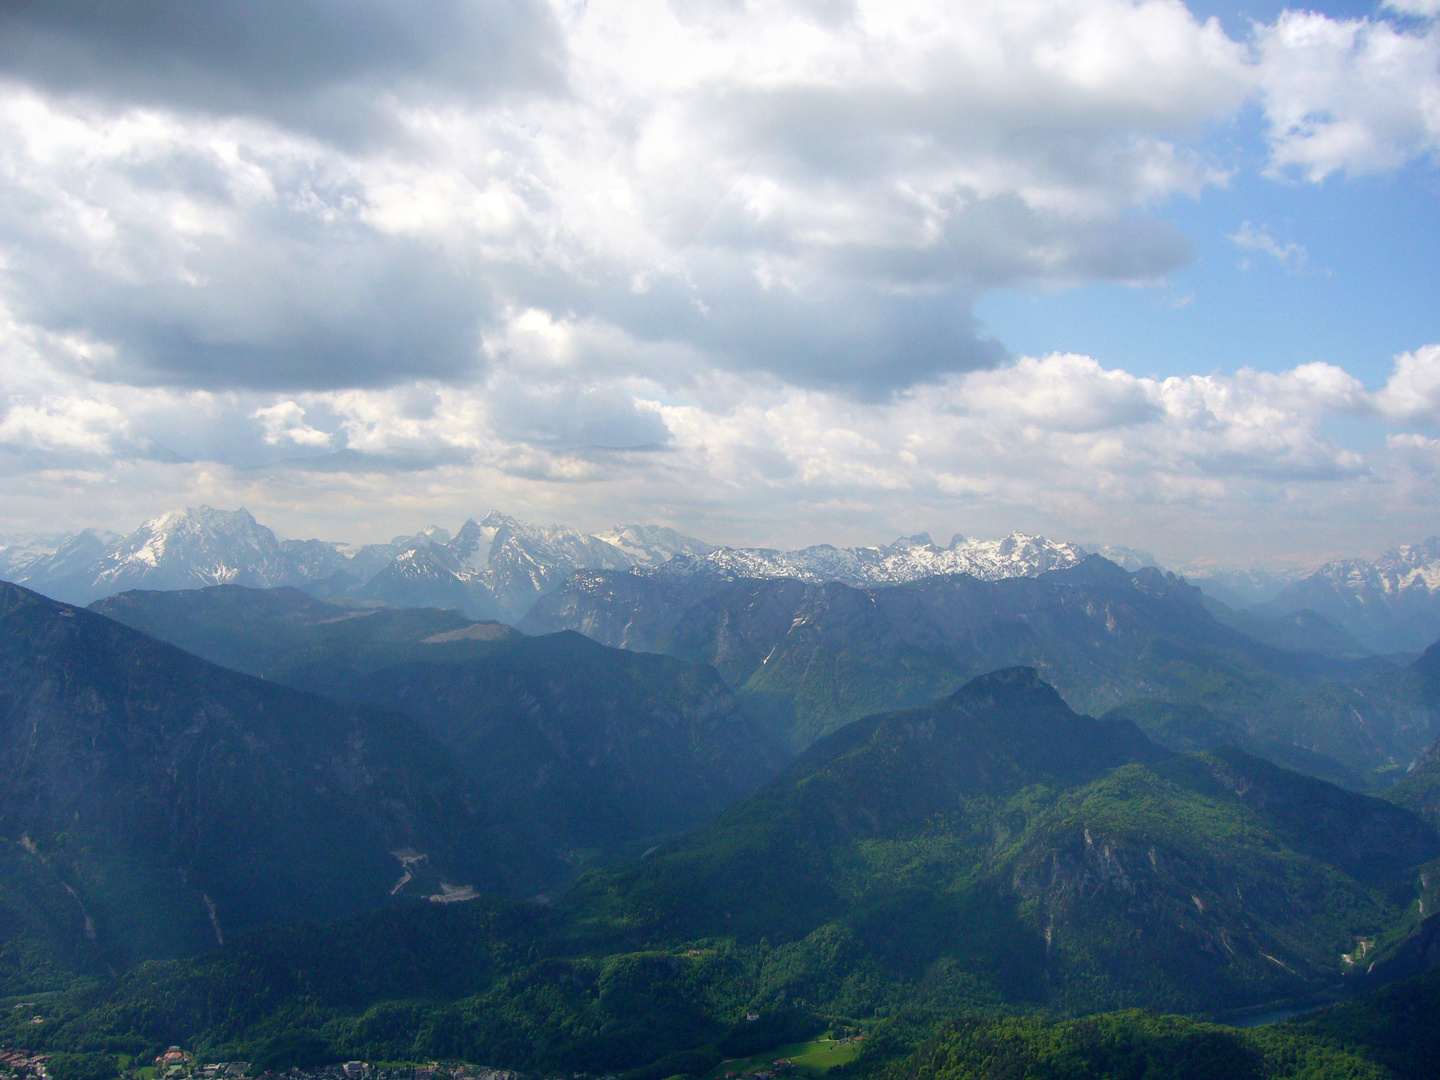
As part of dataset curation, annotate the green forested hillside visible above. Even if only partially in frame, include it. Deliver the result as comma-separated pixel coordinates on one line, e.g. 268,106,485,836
1284,969,1440,1078
9,667,1438,1077
562,674,1435,1016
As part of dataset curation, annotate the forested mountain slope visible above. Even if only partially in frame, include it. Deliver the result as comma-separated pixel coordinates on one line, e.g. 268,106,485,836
0,583,551,991
92,585,785,865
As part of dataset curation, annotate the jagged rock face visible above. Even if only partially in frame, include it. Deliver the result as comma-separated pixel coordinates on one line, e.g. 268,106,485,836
0,581,547,982
354,513,667,622
662,530,1087,589
356,543,477,614
349,516,1089,624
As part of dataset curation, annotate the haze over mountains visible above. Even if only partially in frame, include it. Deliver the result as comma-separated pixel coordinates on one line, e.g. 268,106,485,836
4,505,1440,654
3,528,1440,1077
90,585,785,870
523,558,1428,779
7,503,1440,804
0,581,544,986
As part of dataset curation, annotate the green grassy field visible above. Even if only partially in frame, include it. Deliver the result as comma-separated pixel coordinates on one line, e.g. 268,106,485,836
706,1034,865,1079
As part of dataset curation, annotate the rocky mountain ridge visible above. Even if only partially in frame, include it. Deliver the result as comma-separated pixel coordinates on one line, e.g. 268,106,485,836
3,507,1091,622
7,507,1440,652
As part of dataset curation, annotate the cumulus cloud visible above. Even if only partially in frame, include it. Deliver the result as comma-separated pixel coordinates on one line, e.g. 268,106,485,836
955,353,1160,432
0,0,564,145
1385,0,1440,22
0,94,494,390
0,339,1435,562
0,397,131,455
0,0,1432,402
1374,344,1440,423
250,401,332,448
0,0,1433,406
0,0,1260,398
1257,9,1440,180
0,2,1437,559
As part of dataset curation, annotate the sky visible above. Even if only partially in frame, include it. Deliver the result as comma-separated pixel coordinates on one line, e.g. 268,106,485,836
0,0,1438,569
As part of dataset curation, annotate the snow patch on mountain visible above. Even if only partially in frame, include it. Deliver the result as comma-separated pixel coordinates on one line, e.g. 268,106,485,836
16,504,1439,654
5,506,1100,617
11,507,372,606
0,531,96,577
680,531,1088,587
595,524,718,566
1258,536,1440,653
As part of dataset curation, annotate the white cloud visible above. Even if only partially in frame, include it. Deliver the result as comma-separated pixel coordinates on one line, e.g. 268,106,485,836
0,2,1437,560
250,401,332,448
0,397,130,454
1374,344,1440,423
0,0,1260,396
0,342,1434,562
1385,0,1440,18
1230,221,1307,272
0,0,1431,403
955,352,1160,432
1257,10,1440,180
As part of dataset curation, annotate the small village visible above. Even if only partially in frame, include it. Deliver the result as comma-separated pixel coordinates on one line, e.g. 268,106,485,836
0,1041,856,1080
146,1054,532,1080
0,1048,49,1080
0,1050,538,1080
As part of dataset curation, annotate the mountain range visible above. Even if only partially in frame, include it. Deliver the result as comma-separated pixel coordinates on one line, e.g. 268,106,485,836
3,504,1437,800
5,505,1440,654
1252,537,1440,654
0,580,792,994
1,565,1440,1077
90,565,1438,794
524,556,1433,787
1,507,1092,624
